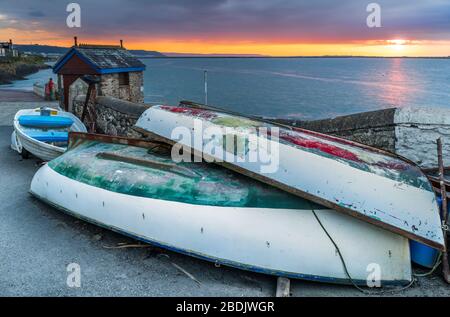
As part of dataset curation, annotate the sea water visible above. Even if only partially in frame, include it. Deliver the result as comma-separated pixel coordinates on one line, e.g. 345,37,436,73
4,57,449,120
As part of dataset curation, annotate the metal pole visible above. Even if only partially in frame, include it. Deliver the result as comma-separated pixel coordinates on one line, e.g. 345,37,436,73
437,138,450,283
204,70,208,106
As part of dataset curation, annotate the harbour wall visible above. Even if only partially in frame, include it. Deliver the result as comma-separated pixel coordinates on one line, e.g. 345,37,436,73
72,96,450,168
73,95,150,138
280,107,450,168
276,108,397,153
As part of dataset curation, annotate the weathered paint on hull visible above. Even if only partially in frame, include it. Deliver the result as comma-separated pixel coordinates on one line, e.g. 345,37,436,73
30,164,412,285
135,105,444,250
49,136,330,210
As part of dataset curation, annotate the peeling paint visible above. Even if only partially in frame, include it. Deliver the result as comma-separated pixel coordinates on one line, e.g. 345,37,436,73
48,139,322,210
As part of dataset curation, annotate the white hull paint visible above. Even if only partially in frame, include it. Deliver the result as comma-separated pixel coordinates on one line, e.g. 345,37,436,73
13,108,87,161
30,165,411,285
136,106,444,250
10,130,21,153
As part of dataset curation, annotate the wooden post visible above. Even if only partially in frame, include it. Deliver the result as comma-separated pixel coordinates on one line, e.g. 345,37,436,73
204,70,208,106
437,138,450,283
80,84,93,123
276,277,290,297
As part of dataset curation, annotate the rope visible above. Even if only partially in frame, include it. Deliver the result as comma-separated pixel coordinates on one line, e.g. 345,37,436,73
309,204,416,295
413,252,442,277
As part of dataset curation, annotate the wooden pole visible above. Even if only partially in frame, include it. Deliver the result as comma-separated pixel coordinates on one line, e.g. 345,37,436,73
80,84,92,122
437,138,450,283
204,70,208,106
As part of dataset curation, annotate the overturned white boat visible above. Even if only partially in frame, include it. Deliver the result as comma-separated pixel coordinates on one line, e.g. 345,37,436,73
13,107,86,161
135,104,444,250
30,132,412,285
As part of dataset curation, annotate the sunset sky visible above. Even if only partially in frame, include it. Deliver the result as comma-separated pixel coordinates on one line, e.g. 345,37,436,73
0,0,449,56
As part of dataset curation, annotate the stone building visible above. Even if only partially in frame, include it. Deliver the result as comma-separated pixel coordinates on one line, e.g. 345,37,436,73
53,40,146,111
0,39,19,58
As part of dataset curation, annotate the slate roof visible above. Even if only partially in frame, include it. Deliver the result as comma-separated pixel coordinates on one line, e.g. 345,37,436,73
53,45,146,74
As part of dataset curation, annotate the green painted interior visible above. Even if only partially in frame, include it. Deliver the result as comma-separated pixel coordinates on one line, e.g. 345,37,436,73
48,140,321,209
212,117,261,129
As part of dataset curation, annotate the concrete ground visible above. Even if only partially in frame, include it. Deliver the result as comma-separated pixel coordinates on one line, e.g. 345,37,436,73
1,92,449,296
0,89,46,102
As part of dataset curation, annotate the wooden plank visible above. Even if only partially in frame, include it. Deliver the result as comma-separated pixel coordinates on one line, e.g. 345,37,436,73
68,131,171,150
422,166,450,174
96,152,199,178
437,138,450,283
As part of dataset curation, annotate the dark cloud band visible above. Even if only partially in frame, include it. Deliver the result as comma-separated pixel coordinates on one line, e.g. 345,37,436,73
1,0,449,42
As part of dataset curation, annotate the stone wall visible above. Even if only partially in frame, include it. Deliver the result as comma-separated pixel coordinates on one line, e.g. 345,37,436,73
99,74,118,99
73,95,150,138
129,72,144,103
68,78,88,112
393,107,450,168
98,71,144,103
277,108,397,152
280,107,450,168
32,82,46,99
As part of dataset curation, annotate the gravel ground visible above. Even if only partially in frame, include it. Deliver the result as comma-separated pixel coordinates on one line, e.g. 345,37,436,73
1,94,449,297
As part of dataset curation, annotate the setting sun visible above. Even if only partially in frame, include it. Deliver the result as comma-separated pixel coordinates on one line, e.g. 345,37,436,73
387,39,408,51
388,39,408,46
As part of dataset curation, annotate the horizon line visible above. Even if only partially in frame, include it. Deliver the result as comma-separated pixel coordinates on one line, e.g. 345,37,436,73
13,43,450,59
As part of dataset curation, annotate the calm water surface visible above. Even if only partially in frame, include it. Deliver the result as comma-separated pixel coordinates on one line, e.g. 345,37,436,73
4,58,450,120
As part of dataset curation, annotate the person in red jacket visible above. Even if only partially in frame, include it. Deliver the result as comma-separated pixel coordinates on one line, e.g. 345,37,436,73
45,78,55,100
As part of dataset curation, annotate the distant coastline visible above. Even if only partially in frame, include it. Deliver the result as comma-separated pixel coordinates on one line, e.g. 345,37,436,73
0,56,50,85
13,44,449,60
142,55,450,59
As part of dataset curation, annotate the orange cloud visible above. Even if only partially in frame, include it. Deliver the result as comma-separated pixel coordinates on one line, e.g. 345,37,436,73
4,27,450,57
126,39,450,57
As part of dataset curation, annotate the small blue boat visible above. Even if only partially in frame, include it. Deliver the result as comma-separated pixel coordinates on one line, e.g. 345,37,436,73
12,107,87,161
26,131,69,143
19,115,74,129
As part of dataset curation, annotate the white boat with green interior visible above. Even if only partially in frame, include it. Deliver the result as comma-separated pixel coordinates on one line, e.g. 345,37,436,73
30,132,412,285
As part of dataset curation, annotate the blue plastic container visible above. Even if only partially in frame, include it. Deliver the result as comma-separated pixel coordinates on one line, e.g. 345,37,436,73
27,131,69,143
19,115,74,129
410,196,448,268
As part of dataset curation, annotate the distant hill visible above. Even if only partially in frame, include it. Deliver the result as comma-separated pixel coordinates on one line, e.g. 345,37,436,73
130,50,166,58
15,44,166,58
164,52,267,57
16,44,70,55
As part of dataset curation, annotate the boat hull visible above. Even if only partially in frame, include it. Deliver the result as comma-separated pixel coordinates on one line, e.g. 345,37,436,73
10,130,21,153
31,164,411,285
13,108,86,161
135,105,444,250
